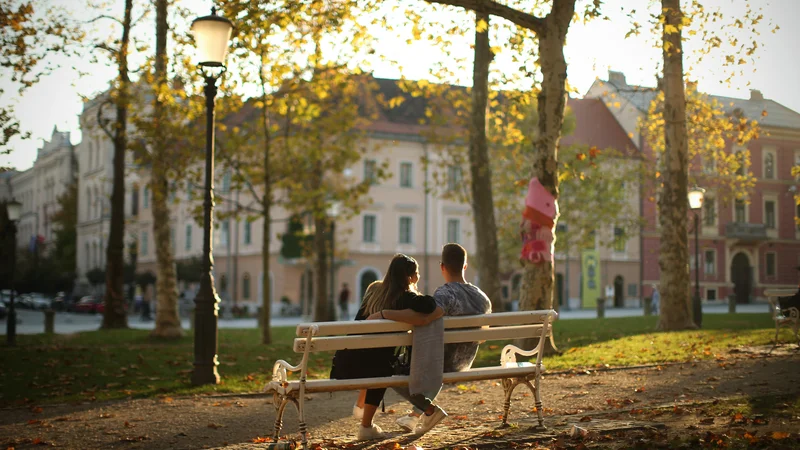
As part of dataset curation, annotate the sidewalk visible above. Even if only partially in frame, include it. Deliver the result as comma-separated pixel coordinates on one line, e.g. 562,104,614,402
4,302,772,335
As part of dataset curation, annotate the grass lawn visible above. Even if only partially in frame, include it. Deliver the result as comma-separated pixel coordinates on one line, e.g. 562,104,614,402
0,313,779,406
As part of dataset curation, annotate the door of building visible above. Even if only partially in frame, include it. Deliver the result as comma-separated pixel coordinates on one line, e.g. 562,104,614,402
731,252,751,304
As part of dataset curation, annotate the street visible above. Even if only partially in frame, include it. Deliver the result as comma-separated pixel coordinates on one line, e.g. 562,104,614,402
0,303,771,335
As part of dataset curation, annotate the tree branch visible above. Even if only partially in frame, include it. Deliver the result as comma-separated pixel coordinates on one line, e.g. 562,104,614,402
96,99,115,140
86,15,123,26
425,0,544,33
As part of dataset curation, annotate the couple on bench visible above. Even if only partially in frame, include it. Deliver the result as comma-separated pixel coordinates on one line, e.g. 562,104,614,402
329,243,493,440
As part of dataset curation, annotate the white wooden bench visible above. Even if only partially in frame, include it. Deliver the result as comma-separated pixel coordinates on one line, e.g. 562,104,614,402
764,288,799,348
264,310,557,449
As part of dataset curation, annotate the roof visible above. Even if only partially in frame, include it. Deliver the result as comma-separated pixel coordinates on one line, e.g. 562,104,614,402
601,73,800,130
561,98,638,157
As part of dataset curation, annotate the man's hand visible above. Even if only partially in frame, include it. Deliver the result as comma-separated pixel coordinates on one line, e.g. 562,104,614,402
379,307,444,326
366,312,383,320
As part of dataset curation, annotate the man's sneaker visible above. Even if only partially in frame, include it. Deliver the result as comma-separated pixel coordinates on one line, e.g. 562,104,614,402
396,413,420,432
415,405,447,435
352,404,364,419
357,423,385,440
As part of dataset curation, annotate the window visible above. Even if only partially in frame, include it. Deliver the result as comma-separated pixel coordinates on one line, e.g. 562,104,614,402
704,249,716,275
706,289,717,301
185,224,192,250
766,252,776,277
143,186,149,208
703,153,717,173
447,166,463,192
613,227,626,252
447,219,461,243
763,152,775,179
131,186,139,216
222,173,231,193
399,162,413,188
244,221,251,245
364,159,377,184
363,215,376,243
627,284,638,297
703,198,716,226
734,147,748,176
141,231,148,256
399,216,412,244
764,200,776,229
221,220,229,247
219,275,227,293
734,200,746,223
242,273,251,299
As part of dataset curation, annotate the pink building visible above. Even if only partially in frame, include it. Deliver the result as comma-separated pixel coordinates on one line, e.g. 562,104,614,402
588,71,800,303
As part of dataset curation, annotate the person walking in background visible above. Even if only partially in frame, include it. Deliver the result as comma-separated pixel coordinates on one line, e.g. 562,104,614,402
338,283,351,320
651,284,660,315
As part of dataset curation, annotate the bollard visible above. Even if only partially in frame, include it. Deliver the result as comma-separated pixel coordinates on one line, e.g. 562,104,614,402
597,298,606,318
728,295,736,314
643,297,652,316
44,309,55,334
257,306,263,328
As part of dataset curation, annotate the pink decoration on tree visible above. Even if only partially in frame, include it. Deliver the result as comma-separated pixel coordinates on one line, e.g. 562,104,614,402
519,178,558,265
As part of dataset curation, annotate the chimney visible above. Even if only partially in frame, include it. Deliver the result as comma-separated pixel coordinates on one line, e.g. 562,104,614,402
608,70,627,87
750,89,764,101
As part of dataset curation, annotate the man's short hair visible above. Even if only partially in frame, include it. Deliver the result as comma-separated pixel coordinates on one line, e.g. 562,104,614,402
441,243,467,275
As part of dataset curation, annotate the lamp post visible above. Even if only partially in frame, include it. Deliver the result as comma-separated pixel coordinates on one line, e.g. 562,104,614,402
327,201,341,321
688,186,705,328
4,199,22,346
190,7,232,386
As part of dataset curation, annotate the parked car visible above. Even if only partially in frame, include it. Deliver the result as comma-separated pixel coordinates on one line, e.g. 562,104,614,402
17,295,35,309
52,292,66,311
29,294,52,310
73,296,103,314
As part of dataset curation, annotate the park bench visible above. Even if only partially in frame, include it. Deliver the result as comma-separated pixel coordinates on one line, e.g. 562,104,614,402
764,288,799,349
264,310,557,449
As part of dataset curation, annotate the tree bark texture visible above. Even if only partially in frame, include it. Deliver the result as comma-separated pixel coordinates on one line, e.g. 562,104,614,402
101,0,133,330
469,13,502,312
657,0,695,331
519,0,574,315
313,214,330,322
150,0,182,338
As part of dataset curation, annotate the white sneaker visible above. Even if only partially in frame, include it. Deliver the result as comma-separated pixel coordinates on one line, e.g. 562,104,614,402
396,413,420,432
357,423,385,440
353,404,364,419
415,405,447,435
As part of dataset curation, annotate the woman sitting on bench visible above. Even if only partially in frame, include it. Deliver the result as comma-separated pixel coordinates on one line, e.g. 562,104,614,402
329,254,441,440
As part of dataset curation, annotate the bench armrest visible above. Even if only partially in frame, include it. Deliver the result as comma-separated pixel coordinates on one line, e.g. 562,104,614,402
500,344,541,366
270,359,303,386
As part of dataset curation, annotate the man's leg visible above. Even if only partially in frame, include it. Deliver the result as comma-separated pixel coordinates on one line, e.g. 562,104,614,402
392,385,443,414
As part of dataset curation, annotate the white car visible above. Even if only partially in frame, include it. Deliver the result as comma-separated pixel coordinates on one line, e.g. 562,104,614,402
29,294,52,310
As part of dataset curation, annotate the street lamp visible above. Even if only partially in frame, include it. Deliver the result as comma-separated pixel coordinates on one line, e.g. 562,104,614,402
688,186,705,328
190,6,232,386
327,201,341,322
4,199,22,346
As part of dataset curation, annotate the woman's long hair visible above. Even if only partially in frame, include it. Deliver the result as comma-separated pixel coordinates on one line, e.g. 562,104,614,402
362,254,419,315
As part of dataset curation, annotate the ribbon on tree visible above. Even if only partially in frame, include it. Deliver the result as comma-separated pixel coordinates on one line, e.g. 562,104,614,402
520,178,559,265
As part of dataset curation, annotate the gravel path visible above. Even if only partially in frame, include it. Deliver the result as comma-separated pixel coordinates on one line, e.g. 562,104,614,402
1,347,798,449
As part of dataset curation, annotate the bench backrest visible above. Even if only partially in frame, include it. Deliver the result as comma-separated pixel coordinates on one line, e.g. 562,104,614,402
293,310,556,354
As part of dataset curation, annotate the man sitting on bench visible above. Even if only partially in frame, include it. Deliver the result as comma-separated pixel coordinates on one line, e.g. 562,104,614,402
374,243,493,434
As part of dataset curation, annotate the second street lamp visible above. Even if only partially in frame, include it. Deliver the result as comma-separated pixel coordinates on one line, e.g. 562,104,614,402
190,7,233,386
327,201,341,322
688,186,705,329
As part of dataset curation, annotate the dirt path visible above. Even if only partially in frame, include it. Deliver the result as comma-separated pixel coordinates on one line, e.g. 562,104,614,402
2,347,798,449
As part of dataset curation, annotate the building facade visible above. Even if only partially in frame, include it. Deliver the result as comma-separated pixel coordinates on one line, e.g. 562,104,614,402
5,127,76,253
587,70,800,303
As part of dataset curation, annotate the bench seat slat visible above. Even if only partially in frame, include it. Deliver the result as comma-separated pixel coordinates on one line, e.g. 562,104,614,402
293,324,547,353
295,310,558,337
266,365,544,395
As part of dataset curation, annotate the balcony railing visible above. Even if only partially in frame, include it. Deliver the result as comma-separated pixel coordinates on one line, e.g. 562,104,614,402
725,222,767,240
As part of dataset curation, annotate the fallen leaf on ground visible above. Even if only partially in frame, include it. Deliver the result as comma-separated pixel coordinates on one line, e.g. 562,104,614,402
207,423,224,429
579,416,592,422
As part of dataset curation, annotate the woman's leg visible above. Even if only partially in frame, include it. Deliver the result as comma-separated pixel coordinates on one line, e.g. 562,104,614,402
361,388,387,428
357,389,366,408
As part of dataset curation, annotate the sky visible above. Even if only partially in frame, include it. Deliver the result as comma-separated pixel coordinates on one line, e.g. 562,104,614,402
2,0,799,171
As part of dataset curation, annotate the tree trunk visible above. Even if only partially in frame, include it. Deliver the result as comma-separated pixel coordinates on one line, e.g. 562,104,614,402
101,0,132,330
259,79,273,344
150,0,181,339
517,0,574,354
657,0,695,331
469,12,502,311
313,214,330,322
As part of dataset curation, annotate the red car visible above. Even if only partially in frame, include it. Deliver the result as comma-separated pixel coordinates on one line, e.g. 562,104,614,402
73,296,104,314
